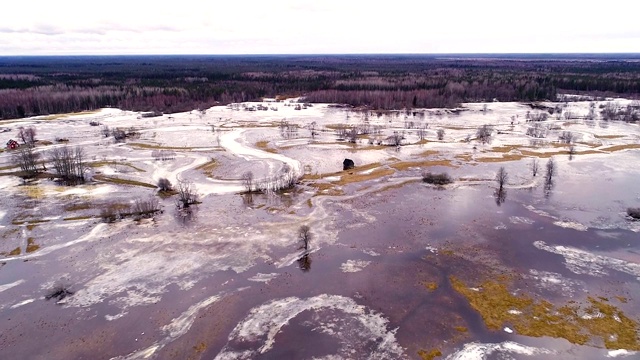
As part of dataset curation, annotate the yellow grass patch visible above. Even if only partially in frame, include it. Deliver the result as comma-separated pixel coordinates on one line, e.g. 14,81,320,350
334,168,395,186
389,160,455,171
450,276,640,350
88,161,145,172
195,160,218,178
601,144,640,152
256,140,278,154
38,109,101,120
93,175,156,188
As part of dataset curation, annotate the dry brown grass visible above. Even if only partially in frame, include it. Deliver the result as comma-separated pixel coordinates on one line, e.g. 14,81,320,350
256,140,279,154
302,162,382,181
88,161,145,172
594,135,625,139
415,150,439,157
601,144,640,152
93,175,156,188
389,159,456,170
195,160,218,178
128,143,196,151
334,168,395,186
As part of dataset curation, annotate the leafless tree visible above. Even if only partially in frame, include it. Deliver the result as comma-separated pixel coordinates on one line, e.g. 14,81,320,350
545,157,556,184
347,127,358,143
242,171,254,193
390,131,404,147
176,180,198,208
157,177,172,192
496,166,508,191
298,225,312,251
309,121,318,139
18,126,36,145
476,124,493,144
50,146,86,185
416,127,427,141
559,131,574,144
133,197,160,218
568,145,576,160
437,129,445,141
112,128,126,142
101,125,111,138
531,158,539,177
11,145,40,178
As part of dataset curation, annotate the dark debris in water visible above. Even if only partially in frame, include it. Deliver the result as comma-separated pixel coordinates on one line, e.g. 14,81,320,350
45,286,74,302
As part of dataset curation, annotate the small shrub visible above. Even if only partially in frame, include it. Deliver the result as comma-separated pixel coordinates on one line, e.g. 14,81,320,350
422,172,453,185
627,208,640,220
157,177,173,192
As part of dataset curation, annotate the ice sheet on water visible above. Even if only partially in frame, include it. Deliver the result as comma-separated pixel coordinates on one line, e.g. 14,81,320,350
533,241,640,278
215,294,405,359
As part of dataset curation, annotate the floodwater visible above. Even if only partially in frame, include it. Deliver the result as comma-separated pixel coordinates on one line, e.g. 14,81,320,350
2,158,639,359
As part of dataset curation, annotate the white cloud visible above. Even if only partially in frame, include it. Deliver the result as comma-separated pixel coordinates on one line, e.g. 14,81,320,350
0,0,638,54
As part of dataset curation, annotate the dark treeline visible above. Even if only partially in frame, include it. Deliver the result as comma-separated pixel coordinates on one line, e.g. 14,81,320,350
1,54,640,118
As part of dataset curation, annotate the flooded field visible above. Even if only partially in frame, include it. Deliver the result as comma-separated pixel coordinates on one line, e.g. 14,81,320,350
0,99,639,359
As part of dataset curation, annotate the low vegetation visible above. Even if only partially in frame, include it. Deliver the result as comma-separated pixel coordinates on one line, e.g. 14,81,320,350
422,172,453,185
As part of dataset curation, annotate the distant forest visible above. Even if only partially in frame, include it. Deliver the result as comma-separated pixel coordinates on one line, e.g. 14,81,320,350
1,54,640,119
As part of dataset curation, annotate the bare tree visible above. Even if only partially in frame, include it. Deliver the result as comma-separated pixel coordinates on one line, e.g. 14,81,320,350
241,171,254,193
559,131,574,144
11,145,40,178
545,157,556,184
476,124,493,144
157,177,172,192
531,158,539,177
176,180,198,208
437,129,445,141
101,125,111,138
496,166,508,191
390,131,404,147
50,146,86,185
298,225,312,251
416,127,427,141
568,145,576,160
309,121,318,139
132,197,160,218
18,126,36,145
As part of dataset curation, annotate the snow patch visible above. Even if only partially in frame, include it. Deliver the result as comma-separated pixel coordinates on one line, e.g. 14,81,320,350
340,260,371,273
534,241,640,278
445,341,552,359
248,273,280,283
10,298,34,309
215,294,405,359
0,279,25,293
553,221,588,231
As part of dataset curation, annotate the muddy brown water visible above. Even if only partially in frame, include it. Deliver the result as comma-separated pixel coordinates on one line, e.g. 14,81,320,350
1,167,640,359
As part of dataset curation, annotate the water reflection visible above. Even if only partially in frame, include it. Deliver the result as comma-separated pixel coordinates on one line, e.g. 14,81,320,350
494,188,507,206
544,179,554,198
297,254,312,272
174,206,198,226
242,193,254,207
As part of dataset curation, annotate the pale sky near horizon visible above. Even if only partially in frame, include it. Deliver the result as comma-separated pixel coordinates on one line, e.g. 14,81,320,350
1,0,639,55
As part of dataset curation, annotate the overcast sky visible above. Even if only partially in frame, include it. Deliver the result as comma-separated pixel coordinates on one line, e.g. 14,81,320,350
1,0,639,55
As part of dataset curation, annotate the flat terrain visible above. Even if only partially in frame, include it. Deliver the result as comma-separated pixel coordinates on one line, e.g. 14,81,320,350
0,97,639,359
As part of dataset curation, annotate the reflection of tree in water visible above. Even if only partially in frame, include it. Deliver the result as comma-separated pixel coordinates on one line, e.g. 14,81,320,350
298,254,312,272
175,206,198,226
494,188,507,206
544,179,554,198
242,193,254,207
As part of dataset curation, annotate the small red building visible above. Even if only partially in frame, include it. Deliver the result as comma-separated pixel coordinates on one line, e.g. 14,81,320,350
6,139,19,150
